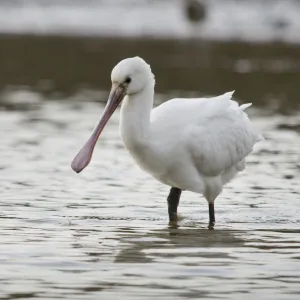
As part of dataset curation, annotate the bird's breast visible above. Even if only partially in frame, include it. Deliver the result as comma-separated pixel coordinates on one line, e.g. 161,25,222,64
121,134,169,179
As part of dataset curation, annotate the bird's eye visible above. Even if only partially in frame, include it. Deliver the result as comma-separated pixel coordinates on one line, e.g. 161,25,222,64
124,77,131,84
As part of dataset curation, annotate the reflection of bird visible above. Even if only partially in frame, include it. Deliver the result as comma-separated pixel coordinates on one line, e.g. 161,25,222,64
71,57,263,228
114,226,246,264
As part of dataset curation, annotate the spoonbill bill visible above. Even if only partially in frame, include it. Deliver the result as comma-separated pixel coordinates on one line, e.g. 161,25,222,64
71,57,263,227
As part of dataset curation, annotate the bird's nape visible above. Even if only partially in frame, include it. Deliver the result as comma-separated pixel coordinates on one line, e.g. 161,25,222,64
71,84,126,173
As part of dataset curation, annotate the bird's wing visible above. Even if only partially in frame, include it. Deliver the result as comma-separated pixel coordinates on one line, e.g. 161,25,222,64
151,91,262,176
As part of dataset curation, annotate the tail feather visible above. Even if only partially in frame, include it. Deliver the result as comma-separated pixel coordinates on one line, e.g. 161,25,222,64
226,90,235,98
257,133,265,142
240,103,252,111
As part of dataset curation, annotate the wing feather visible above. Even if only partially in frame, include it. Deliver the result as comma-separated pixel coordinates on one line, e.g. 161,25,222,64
188,93,261,176
150,91,262,177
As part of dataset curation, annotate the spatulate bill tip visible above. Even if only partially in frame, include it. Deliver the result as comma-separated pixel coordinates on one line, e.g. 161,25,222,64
71,155,89,174
70,141,95,174
71,161,83,174
71,166,82,174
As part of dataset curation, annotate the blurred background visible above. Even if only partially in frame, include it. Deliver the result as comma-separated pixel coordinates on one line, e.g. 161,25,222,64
1,1,300,299
1,0,300,110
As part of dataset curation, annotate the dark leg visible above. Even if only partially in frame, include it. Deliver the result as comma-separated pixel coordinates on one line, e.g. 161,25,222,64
208,203,215,229
167,187,182,222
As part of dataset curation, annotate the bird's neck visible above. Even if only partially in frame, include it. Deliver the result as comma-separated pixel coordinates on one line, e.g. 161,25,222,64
120,81,154,150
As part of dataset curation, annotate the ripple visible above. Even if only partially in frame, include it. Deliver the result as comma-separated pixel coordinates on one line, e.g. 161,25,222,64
0,100,300,299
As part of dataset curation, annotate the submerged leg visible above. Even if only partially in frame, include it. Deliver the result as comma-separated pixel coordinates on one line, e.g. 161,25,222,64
204,179,222,229
167,187,182,222
208,203,215,229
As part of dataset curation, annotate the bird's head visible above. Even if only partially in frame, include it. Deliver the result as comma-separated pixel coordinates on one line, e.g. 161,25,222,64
71,56,153,173
111,56,154,95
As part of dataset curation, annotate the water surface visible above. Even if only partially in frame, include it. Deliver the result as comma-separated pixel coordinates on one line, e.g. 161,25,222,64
1,96,300,299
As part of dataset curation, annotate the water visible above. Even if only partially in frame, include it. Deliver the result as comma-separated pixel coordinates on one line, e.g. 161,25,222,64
0,0,300,44
1,94,300,299
2,35,300,109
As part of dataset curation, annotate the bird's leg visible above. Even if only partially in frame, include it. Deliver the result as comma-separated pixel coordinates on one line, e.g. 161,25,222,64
208,203,215,229
167,187,182,222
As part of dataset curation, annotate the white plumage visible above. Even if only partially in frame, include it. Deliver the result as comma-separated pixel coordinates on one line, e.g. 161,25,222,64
71,56,263,226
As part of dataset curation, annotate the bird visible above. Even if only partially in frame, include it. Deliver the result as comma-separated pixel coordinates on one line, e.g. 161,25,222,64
71,56,263,228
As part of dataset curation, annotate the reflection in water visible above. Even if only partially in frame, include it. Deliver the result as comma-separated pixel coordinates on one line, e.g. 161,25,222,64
1,99,300,299
114,226,245,264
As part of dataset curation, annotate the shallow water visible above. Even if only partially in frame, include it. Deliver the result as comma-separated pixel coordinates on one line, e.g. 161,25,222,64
1,97,300,299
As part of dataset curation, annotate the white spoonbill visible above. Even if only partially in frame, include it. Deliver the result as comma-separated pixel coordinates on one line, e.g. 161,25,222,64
71,57,263,227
